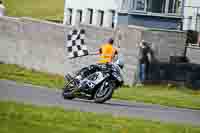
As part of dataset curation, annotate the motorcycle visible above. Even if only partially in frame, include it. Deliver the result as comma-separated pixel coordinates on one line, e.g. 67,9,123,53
62,57,124,103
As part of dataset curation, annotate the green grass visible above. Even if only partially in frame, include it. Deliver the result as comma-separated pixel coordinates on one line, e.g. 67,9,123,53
113,86,200,110
3,0,64,21
1,101,200,133
0,63,65,89
0,63,200,110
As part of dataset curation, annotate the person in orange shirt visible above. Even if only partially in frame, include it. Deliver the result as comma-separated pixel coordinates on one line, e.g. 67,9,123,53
98,38,118,64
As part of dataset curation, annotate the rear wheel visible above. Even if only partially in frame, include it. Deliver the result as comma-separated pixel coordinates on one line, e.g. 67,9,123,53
94,80,115,104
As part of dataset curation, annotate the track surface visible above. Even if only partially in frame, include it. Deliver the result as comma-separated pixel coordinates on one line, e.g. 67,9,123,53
0,80,200,126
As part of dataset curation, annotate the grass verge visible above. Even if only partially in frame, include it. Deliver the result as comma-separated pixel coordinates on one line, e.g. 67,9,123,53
0,63,200,110
113,86,200,110
1,101,200,133
0,63,65,89
3,0,64,21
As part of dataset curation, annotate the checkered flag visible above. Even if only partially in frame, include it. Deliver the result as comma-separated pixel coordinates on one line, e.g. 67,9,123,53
65,29,89,58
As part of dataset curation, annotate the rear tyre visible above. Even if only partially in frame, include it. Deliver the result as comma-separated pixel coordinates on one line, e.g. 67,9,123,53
94,80,115,104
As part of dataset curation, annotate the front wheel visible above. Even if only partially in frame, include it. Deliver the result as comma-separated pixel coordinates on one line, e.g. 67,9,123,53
62,83,76,100
94,80,115,104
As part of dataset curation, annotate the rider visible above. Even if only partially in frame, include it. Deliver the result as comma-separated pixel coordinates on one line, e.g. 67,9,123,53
65,38,119,81
98,38,118,64
82,38,118,77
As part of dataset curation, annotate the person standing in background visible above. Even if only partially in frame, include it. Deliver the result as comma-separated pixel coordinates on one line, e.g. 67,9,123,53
137,40,154,86
0,0,5,17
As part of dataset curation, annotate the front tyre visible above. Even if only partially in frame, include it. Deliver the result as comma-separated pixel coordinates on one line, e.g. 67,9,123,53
94,80,115,104
62,83,76,100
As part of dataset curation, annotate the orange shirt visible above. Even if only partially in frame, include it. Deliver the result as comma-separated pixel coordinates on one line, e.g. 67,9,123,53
98,43,117,64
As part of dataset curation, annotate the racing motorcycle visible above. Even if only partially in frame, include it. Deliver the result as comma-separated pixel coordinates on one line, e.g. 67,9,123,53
62,57,124,103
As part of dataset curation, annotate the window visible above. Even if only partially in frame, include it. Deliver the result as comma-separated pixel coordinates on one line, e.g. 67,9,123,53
147,0,166,13
187,16,192,30
100,11,104,26
196,14,200,32
77,10,82,23
68,8,72,25
121,0,129,10
126,0,182,15
168,0,181,14
168,0,175,13
131,0,135,9
136,0,145,11
111,10,116,28
88,9,93,24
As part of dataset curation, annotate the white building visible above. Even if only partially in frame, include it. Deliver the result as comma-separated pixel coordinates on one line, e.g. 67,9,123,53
183,0,200,31
63,0,120,28
63,0,185,30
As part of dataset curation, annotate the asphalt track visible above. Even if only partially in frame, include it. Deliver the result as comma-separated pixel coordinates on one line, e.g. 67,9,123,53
0,80,200,126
